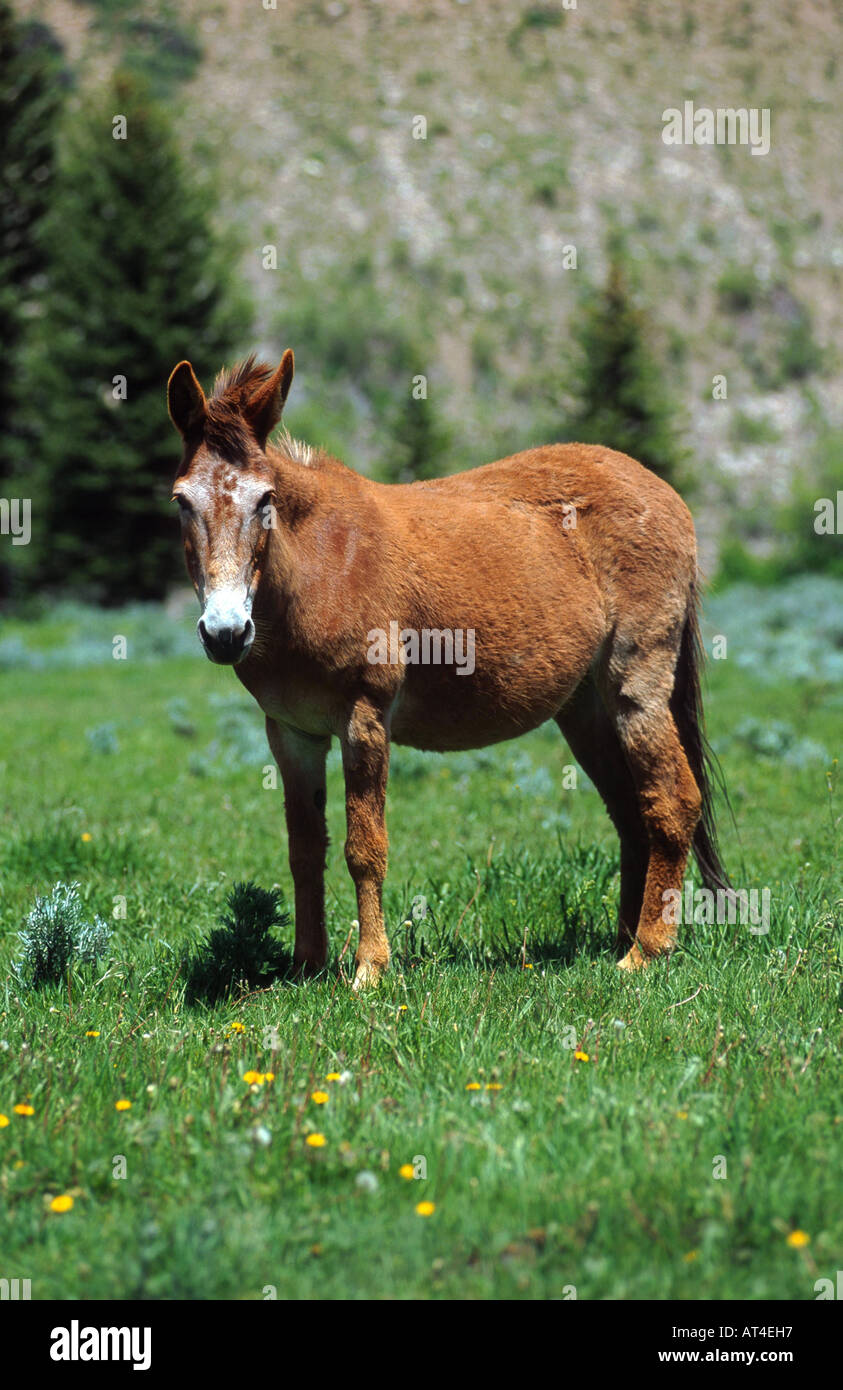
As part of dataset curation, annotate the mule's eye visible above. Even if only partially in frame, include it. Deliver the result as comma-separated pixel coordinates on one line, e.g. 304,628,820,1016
174,494,192,513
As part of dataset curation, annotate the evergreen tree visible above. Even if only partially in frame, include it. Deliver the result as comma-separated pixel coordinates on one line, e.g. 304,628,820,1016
31,72,250,601
567,256,687,491
0,4,65,594
379,387,451,484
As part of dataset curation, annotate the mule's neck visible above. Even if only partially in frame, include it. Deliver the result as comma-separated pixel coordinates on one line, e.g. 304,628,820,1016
258,441,365,615
267,443,322,522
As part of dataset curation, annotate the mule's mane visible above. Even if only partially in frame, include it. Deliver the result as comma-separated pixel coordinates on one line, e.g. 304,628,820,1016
204,355,314,464
275,424,314,467
210,353,272,405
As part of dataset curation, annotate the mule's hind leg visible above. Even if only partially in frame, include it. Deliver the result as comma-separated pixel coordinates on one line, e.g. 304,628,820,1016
556,678,647,955
340,697,391,990
602,641,702,970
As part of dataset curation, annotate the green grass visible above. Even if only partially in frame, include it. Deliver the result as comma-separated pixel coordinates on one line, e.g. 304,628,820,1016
0,591,841,1300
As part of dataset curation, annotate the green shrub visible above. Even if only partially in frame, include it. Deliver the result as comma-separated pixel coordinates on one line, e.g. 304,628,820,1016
716,264,762,313
778,308,824,382
729,411,781,446
181,882,292,1003
778,427,843,577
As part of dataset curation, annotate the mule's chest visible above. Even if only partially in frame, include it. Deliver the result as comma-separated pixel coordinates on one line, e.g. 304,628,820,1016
234,663,338,739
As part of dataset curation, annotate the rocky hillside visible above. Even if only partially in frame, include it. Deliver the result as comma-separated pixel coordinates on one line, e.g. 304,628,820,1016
16,0,843,566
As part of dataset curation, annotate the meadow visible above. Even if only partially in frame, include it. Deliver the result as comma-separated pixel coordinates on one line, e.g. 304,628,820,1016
0,579,841,1300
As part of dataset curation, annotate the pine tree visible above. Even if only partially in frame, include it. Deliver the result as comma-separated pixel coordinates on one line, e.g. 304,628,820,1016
31,72,250,601
567,256,687,491
379,387,451,484
0,4,65,594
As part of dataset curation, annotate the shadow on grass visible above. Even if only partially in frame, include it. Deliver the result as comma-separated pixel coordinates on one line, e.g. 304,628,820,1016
389,910,614,974
389,843,619,973
181,881,296,1005
181,848,621,1005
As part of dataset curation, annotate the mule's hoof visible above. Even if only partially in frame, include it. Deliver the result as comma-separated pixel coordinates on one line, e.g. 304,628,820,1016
617,945,647,972
351,960,383,991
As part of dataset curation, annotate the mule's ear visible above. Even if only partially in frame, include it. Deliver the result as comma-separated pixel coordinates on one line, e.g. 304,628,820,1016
167,361,206,438
244,349,294,448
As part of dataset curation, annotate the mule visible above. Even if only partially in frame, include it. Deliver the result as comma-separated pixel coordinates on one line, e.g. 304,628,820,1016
167,351,729,988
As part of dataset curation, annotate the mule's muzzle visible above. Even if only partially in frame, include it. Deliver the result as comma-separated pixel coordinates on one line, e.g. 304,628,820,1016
197,616,255,665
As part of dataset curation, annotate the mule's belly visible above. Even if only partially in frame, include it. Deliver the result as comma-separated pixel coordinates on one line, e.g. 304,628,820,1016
389,603,604,751
389,652,591,751
390,686,564,751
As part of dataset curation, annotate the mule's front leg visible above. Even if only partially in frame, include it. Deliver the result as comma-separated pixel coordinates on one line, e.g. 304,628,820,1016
341,698,390,990
266,718,330,978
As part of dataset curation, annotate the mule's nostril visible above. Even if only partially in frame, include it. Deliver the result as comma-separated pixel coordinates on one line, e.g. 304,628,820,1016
200,617,253,664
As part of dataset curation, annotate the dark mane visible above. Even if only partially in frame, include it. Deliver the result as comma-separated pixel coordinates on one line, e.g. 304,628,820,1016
204,355,274,458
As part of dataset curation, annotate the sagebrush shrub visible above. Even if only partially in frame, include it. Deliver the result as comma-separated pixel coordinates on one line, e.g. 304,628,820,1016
14,881,112,989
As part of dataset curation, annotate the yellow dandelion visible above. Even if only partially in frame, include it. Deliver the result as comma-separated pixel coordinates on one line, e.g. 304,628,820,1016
306,1133,326,1148
399,1164,415,1180
311,1090,329,1105
676,1110,689,1120
115,1099,131,1112
263,1072,275,1083
465,1082,481,1091
243,1071,263,1086
13,1159,24,1170
81,832,92,842
325,1072,342,1082
415,1201,436,1217
398,1005,408,1011
486,1082,502,1091
0,1114,9,1128
13,1104,34,1116
85,1030,100,1038
229,1022,245,1034
574,1051,589,1062
50,1194,74,1214
786,1230,810,1249
523,962,533,969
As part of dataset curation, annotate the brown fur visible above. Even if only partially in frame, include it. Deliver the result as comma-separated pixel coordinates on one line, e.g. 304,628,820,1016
167,353,728,986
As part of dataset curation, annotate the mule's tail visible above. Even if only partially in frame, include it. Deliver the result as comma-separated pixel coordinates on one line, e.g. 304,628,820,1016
670,585,731,893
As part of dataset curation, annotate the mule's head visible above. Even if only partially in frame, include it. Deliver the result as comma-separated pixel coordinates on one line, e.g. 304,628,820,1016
167,351,294,664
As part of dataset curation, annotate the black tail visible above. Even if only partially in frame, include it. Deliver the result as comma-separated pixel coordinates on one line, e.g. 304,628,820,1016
670,588,731,893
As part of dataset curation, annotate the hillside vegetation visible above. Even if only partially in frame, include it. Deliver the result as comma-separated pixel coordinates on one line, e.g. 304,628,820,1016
15,0,843,569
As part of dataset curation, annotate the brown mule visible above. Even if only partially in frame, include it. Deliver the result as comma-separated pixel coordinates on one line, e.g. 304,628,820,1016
167,352,729,988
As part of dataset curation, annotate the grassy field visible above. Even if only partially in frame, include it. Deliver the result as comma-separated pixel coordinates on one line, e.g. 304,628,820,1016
0,581,841,1300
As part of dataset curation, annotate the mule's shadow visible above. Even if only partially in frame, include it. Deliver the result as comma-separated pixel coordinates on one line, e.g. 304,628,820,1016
181,867,618,1007
387,902,615,975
